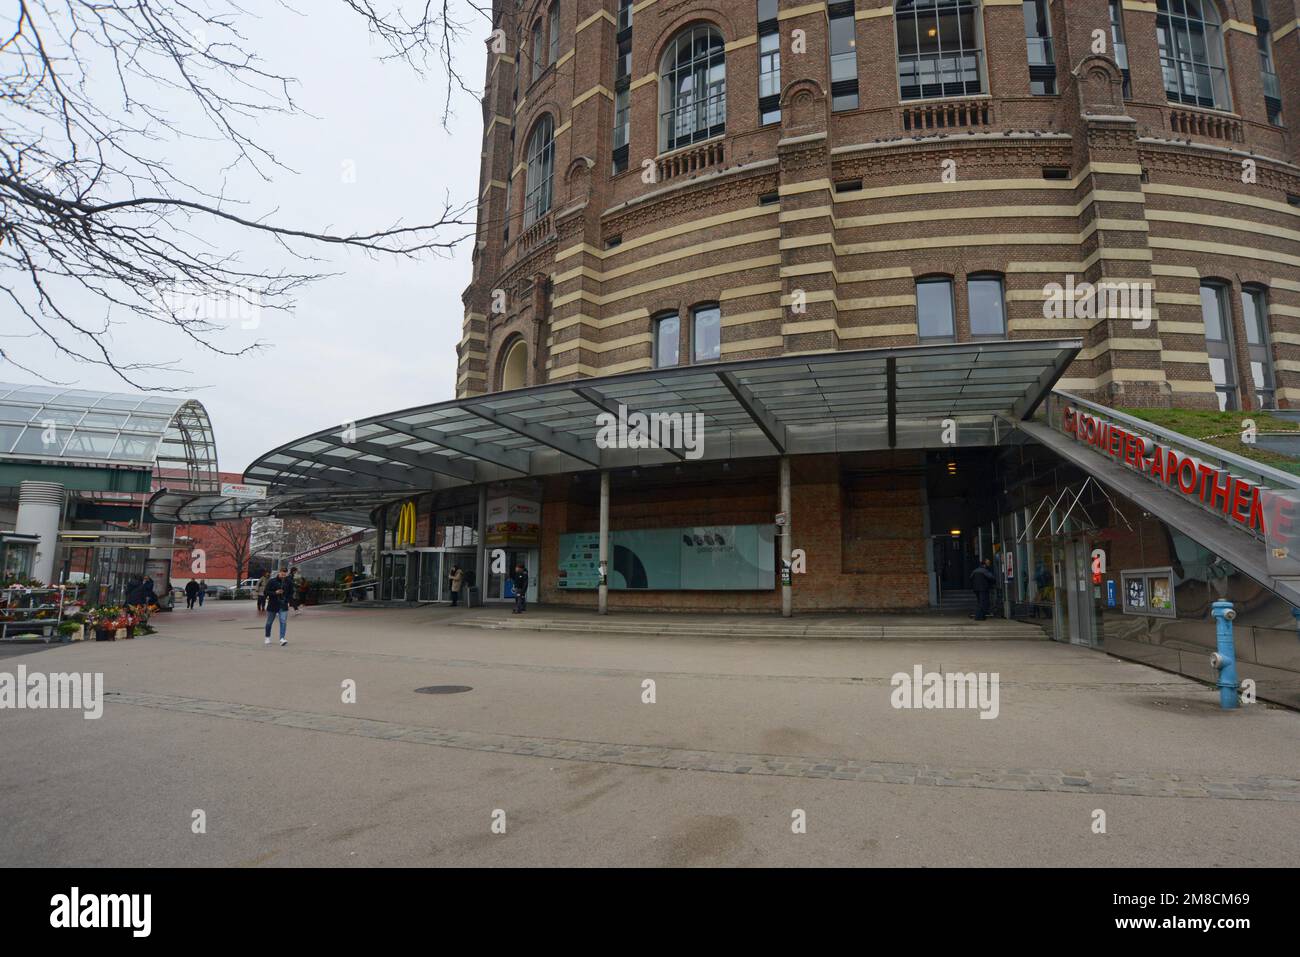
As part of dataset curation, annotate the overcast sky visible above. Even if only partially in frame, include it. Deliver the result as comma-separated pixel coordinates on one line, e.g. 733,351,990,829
4,3,488,474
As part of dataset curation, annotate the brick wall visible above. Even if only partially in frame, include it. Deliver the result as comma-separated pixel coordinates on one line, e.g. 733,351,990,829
538,453,931,612
463,0,1300,413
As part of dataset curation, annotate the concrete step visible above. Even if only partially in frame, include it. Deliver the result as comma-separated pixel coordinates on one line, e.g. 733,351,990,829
453,615,1047,641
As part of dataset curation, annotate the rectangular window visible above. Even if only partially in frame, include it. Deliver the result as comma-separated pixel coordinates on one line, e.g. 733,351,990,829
1201,283,1238,411
829,4,859,111
693,305,722,363
968,275,1007,338
531,22,545,81
1157,0,1231,111
1023,0,1056,95
917,278,955,341
1109,0,1132,98
1254,0,1283,125
617,0,633,33
1243,287,1276,409
612,22,631,174
613,87,631,152
758,28,781,124
897,0,985,101
655,314,680,368
549,4,560,64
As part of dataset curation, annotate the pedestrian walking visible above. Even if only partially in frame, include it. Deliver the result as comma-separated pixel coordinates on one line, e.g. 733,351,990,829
510,563,528,614
289,566,303,613
341,570,354,604
449,565,464,607
256,571,269,613
263,568,294,646
971,558,996,622
197,579,208,607
184,578,199,610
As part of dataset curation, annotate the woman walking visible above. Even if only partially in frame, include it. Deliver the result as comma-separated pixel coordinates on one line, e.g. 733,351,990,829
449,565,464,607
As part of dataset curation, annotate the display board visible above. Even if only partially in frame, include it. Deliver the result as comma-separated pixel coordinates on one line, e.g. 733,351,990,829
557,525,775,591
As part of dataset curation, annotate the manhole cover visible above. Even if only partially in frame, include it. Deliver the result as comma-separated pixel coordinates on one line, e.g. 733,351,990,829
415,685,473,695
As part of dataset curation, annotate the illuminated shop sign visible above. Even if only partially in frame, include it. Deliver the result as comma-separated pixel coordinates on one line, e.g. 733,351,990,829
1061,406,1267,535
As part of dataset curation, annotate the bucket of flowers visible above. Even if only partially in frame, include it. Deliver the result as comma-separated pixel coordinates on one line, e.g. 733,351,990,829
84,605,137,641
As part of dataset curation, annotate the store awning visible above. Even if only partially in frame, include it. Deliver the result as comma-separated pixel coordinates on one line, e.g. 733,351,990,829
149,339,1081,523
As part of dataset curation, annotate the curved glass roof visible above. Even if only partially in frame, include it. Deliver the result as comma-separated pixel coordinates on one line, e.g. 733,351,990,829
0,382,219,489
149,340,1081,524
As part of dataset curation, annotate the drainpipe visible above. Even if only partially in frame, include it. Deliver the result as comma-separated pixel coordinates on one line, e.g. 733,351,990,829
1210,599,1239,710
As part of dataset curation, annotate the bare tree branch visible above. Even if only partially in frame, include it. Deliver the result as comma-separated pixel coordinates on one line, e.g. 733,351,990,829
0,0,485,388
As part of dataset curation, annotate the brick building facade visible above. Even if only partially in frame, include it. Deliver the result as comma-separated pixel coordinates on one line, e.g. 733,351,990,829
461,0,1300,410
429,0,1300,613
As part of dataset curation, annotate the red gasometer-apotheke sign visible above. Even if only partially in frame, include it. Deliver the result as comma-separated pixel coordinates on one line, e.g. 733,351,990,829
1060,406,1271,536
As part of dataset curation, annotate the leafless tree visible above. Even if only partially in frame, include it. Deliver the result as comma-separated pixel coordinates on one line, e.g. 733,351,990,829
207,517,252,583
1,0,489,388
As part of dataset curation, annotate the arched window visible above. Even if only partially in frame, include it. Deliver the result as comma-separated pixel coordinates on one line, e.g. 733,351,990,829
531,19,545,81
653,312,680,368
500,339,529,391
658,24,726,152
916,275,955,341
967,273,1006,339
548,2,561,64
1200,281,1237,410
1156,0,1230,111
1242,285,1276,409
692,304,721,363
895,0,985,101
523,115,554,227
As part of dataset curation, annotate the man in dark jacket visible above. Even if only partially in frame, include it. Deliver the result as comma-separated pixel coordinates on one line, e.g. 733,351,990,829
971,558,997,621
263,568,294,646
510,564,529,614
184,578,199,610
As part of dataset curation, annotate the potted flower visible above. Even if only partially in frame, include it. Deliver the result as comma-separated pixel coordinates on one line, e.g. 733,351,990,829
85,605,126,641
57,620,82,642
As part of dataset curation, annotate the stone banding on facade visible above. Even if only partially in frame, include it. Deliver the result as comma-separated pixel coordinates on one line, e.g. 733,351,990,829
463,0,1300,412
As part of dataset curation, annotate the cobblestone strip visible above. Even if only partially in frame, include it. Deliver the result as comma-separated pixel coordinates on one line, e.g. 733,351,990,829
171,636,1207,694
109,689,1300,803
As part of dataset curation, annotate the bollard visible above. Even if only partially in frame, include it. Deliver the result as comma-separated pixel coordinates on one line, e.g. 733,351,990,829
1210,599,1239,710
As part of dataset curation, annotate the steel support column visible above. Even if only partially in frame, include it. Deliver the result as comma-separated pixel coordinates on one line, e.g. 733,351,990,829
780,457,792,618
598,471,610,616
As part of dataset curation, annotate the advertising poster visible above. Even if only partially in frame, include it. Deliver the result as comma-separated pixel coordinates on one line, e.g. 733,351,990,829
485,497,541,546
557,525,774,591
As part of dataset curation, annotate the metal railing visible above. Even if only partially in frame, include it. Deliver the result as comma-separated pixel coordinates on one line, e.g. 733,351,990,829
1048,391,1300,493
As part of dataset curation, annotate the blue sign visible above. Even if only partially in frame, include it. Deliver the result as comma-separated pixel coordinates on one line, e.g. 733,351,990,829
1107,580,1117,608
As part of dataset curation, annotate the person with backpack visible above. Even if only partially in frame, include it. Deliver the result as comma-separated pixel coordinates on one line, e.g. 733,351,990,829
510,563,529,614
971,558,997,622
263,568,294,646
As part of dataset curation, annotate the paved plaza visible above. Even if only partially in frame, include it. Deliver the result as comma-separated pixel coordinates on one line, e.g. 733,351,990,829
1,603,1297,867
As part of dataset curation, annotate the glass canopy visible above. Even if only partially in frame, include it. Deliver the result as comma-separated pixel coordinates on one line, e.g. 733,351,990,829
0,382,219,490
151,340,1080,523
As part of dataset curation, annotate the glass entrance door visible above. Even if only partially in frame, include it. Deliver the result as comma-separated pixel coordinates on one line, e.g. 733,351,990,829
381,552,409,601
489,548,538,602
417,550,442,602
1061,537,1099,647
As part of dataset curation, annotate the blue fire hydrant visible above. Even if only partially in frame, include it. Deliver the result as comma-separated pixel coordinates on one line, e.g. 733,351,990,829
1210,599,1238,710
